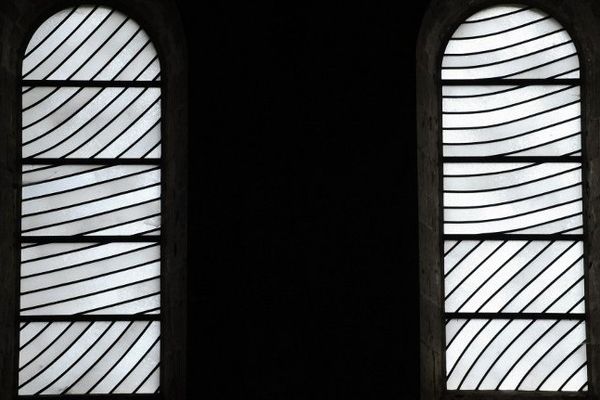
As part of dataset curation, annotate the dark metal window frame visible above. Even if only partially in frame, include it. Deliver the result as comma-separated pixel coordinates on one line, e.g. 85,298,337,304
417,1,600,399
0,1,187,399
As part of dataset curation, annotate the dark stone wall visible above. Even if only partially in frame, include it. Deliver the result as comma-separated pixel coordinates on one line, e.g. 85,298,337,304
200,0,429,399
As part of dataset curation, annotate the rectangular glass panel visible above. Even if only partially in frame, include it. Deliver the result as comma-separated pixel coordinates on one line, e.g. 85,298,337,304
442,85,581,157
22,87,161,159
18,321,160,395
443,163,582,235
445,319,587,391
444,240,584,313
22,164,161,236
20,242,160,315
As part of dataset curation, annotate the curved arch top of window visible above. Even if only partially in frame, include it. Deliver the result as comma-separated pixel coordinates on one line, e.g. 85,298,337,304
23,6,160,81
441,5,579,80
437,4,588,394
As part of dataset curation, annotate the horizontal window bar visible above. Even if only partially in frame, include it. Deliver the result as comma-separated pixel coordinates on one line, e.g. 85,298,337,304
443,391,589,399
20,314,160,322
443,234,583,241
445,312,585,320
21,158,161,165
18,395,159,400
21,79,162,88
443,156,582,163
442,78,580,86
21,235,160,243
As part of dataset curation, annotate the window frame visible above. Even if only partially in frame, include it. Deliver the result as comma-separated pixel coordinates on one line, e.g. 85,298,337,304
0,0,188,398
417,0,600,399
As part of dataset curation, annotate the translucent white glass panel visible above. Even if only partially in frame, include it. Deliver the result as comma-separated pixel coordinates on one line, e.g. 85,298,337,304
22,87,161,159
444,240,584,313
18,321,160,395
443,85,581,157
23,6,161,81
446,319,587,391
20,242,160,315
442,6,580,80
444,163,582,235
22,164,161,236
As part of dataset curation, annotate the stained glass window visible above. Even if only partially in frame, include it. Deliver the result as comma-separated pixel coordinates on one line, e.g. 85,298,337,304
441,5,587,391
18,6,161,396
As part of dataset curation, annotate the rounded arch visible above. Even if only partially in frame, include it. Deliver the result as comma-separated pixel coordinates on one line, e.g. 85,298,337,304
441,4,580,80
21,5,162,81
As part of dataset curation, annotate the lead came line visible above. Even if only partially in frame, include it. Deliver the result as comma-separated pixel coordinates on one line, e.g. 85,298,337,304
22,7,98,79
445,27,563,56
85,321,153,393
22,80,162,88
452,16,551,40
65,18,131,81
24,9,78,59
443,41,574,70
35,322,116,395
463,6,531,24
38,9,116,80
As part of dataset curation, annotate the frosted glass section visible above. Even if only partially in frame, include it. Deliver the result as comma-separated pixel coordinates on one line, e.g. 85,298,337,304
446,319,587,391
20,242,160,315
22,87,161,159
442,6,580,80
444,163,582,235
23,6,161,81
21,164,161,236
444,240,584,313
18,321,160,395
443,85,581,157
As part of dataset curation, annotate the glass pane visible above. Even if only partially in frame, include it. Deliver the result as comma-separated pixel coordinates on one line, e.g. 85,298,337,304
22,164,161,236
18,321,160,395
23,6,160,81
443,85,581,157
442,6,580,80
20,242,160,315
445,319,587,391
443,163,582,235
22,87,161,159
444,240,584,313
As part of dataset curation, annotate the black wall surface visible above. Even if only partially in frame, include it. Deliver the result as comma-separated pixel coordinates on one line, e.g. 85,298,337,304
193,1,431,398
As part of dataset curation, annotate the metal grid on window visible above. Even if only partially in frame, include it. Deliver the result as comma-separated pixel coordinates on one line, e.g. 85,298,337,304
18,6,161,397
441,5,587,392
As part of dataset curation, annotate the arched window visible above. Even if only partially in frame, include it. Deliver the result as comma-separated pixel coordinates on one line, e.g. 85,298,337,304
19,5,162,395
418,2,600,399
0,2,187,399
